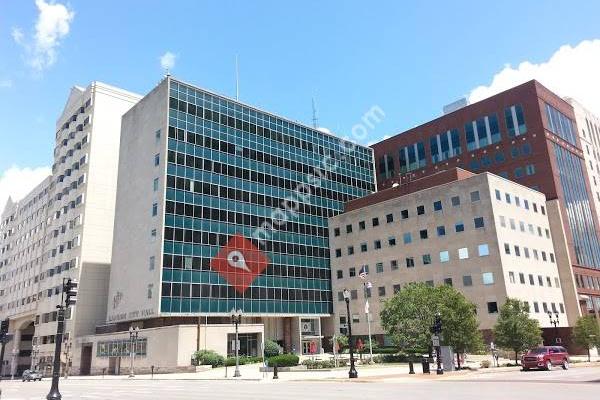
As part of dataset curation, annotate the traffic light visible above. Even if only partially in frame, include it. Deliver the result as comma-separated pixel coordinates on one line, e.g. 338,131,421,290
64,278,78,307
0,319,8,335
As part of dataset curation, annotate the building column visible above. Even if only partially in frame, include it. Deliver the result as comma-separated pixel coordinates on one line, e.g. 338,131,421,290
283,318,292,353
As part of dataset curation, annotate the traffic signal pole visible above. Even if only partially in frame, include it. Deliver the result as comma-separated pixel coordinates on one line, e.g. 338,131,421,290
46,278,77,400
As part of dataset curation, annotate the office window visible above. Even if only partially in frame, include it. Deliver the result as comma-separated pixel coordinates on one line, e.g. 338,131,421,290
526,164,536,175
374,240,382,250
346,224,353,233
533,302,540,313
403,233,412,244
543,302,549,313
419,229,428,239
406,257,415,268
349,268,356,277
391,260,398,270
538,275,544,286
505,193,511,204
388,236,396,246
155,129,161,142
451,196,461,206
399,141,427,172
348,246,355,255
337,292,344,301
337,270,343,279
495,190,501,200
487,302,498,313
422,254,431,265
417,205,425,215
149,256,155,271
393,284,401,294
524,247,530,258
474,217,484,228
386,213,394,223
515,196,521,207
455,221,464,232
334,228,340,237
154,154,160,166
335,249,342,258
524,199,529,209
153,178,159,192
372,217,380,227
458,247,469,259
478,244,490,256
519,273,525,284
433,200,443,211
401,209,409,219
541,206,546,215
359,221,366,230
547,276,552,287
360,243,368,252
505,104,527,137
437,226,446,236
500,216,506,227
439,251,449,263
514,246,521,257
463,275,473,287
152,203,158,216
150,229,157,240
482,272,494,285
352,314,360,323
376,262,384,273
529,274,535,285
508,271,515,283
444,278,453,286
509,219,516,230
559,303,565,313
378,286,386,296
555,277,560,288
470,191,480,202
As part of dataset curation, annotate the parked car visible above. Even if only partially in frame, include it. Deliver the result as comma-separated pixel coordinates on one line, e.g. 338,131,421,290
521,346,569,371
22,369,43,382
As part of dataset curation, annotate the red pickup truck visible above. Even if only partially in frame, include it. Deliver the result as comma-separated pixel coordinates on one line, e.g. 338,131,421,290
521,346,569,371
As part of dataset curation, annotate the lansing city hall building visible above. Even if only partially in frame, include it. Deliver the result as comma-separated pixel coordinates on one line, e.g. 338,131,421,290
72,76,375,374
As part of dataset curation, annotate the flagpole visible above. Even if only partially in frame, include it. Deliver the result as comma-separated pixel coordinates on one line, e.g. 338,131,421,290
362,281,374,363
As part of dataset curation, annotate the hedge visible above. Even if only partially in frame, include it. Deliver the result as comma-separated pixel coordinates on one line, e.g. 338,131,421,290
267,354,299,367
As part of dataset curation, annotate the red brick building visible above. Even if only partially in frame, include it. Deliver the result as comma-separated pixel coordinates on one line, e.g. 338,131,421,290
371,80,600,321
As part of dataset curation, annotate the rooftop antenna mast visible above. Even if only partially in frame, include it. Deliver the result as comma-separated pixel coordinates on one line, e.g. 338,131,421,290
235,55,240,101
311,97,318,128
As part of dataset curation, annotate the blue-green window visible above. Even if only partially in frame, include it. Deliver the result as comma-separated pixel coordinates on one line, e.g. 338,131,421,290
505,104,527,137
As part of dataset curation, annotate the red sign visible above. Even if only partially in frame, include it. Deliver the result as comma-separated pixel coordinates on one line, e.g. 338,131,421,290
210,233,270,294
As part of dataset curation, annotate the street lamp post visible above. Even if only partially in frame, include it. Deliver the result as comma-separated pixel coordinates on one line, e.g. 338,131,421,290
230,308,243,378
343,289,358,379
128,326,140,378
548,312,560,344
10,347,18,380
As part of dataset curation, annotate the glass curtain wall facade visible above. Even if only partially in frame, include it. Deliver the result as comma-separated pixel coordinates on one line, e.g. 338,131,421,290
161,79,375,315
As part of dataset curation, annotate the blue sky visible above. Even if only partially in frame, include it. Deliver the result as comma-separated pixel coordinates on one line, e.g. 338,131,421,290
1,1,600,204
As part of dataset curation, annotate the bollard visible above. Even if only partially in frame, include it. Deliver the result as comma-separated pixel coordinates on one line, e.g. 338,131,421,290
102,367,106,379
151,365,154,379
408,360,415,374
273,365,279,379
421,357,430,374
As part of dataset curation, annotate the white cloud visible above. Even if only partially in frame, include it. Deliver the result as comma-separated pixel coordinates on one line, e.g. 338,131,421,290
0,166,51,211
0,79,12,88
12,0,75,71
11,27,24,44
469,39,600,115
160,51,176,72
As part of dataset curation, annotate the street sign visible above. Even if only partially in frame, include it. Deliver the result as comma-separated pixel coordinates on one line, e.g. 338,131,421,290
432,335,440,347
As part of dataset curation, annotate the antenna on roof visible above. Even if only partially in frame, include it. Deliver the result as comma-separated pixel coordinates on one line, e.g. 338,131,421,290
235,55,240,101
311,97,318,128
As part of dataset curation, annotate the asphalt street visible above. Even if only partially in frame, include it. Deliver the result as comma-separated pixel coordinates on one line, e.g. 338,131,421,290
1,366,598,400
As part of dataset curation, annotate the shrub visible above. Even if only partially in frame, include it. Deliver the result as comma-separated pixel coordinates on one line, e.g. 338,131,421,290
264,339,280,358
480,360,491,369
372,353,410,364
225,356,263,367
302,359,336,369
267,354,299,367
193,350,224,367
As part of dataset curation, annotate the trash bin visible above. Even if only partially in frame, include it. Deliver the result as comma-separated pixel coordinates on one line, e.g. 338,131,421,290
421,357,430,374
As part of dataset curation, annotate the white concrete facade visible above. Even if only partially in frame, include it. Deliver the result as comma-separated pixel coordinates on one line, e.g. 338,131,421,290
0,82,141,377
328,171,571,341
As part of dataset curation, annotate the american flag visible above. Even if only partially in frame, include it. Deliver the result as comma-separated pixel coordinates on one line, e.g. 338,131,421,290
359,265,368,279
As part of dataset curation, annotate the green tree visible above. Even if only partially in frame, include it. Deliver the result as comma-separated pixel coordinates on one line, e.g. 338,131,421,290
434,285,484,369
572,316,600,362
329,334,348,352
493,298,542,364
380,283,483,367
380,283,436,355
